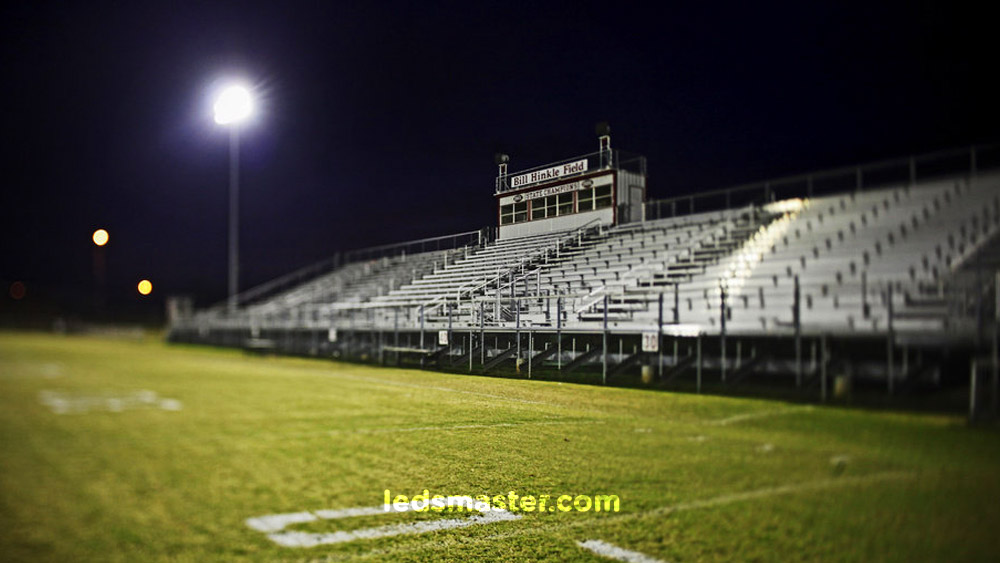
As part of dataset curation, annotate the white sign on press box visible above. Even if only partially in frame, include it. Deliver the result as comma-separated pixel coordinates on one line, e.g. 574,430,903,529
438,330,449,346
641,332,659,352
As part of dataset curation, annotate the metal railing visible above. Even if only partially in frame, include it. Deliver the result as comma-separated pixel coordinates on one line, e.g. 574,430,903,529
184,143,1000,332
342,228,488,263
210,229,486,312
419,218,607,316
645,144,1000,220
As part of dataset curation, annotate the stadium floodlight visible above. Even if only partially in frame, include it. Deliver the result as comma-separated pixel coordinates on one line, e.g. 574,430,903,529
213,83,254,313
213,85,253,125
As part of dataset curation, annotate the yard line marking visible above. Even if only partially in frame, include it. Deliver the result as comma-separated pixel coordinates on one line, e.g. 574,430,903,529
247,511,323,534
247,496,521,548
38,390,182,414
645,471,913,517
577,539,667,563
346,471,916,561
705,405,813,426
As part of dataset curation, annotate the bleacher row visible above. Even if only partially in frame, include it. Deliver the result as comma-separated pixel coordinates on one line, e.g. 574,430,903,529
189,172,1000,337
610,174,1000,335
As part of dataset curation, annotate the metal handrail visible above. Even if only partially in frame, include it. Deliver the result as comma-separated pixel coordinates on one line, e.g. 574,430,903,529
342,229,485,263
646,143,998,220
478,219,604,300
419,218,606,312
210,229,484,312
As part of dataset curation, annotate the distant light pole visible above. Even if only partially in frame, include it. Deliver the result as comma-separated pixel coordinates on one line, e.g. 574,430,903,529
213,84,253,313
92,228,109,316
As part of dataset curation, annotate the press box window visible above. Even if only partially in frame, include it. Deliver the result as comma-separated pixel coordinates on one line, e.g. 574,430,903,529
594,185,612,209
532,195,559,220
501,202,529,224
513,201,528,223
557,193,574,215
500,204,514,225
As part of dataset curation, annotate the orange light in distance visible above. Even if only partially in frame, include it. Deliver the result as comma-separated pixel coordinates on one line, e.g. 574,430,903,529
137,279,153,296
9,281,26,300
92,229,109,246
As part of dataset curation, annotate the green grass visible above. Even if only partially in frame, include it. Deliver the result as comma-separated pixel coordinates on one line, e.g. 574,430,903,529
1,331,999,562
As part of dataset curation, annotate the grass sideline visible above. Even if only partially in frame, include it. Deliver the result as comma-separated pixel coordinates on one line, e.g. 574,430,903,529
1,331,998,561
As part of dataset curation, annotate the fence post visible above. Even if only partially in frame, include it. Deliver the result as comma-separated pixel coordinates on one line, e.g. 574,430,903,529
515,300,521,362
696,335,702,393
658,292,664,379
674,283,680,323
970,358,978,421
821,334,828,402
994,271,1000,415
887,284,895,395
720,282,727,383
557,297,563,370
862,271,869,318
602,295,609,385
527,330,532,379
794,275,802,387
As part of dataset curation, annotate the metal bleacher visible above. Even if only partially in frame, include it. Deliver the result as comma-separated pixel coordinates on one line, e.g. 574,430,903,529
169,144,1000,396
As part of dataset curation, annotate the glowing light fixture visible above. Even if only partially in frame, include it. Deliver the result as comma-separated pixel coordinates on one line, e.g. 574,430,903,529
212,81,255,313
137,279,153,296
213,85,253,125
92,228,109,247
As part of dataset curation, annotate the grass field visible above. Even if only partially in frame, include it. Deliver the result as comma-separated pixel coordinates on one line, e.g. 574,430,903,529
1,331,999,561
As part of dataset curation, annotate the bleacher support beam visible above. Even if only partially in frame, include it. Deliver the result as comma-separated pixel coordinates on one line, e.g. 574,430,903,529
611,351,646,377
562,346,603,374
482,345,518,371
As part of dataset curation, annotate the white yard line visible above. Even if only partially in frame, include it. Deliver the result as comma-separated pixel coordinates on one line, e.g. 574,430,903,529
577,539,668,563
248,496,521,548
704,405,813,426
342,470,915,561
646,471,912,517
38,390,182,414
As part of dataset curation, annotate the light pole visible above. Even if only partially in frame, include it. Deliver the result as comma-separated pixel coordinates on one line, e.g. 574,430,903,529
92,228,109,316
213,85,253,314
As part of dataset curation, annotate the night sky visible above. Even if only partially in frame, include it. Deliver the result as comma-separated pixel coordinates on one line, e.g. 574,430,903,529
1,1,997,318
